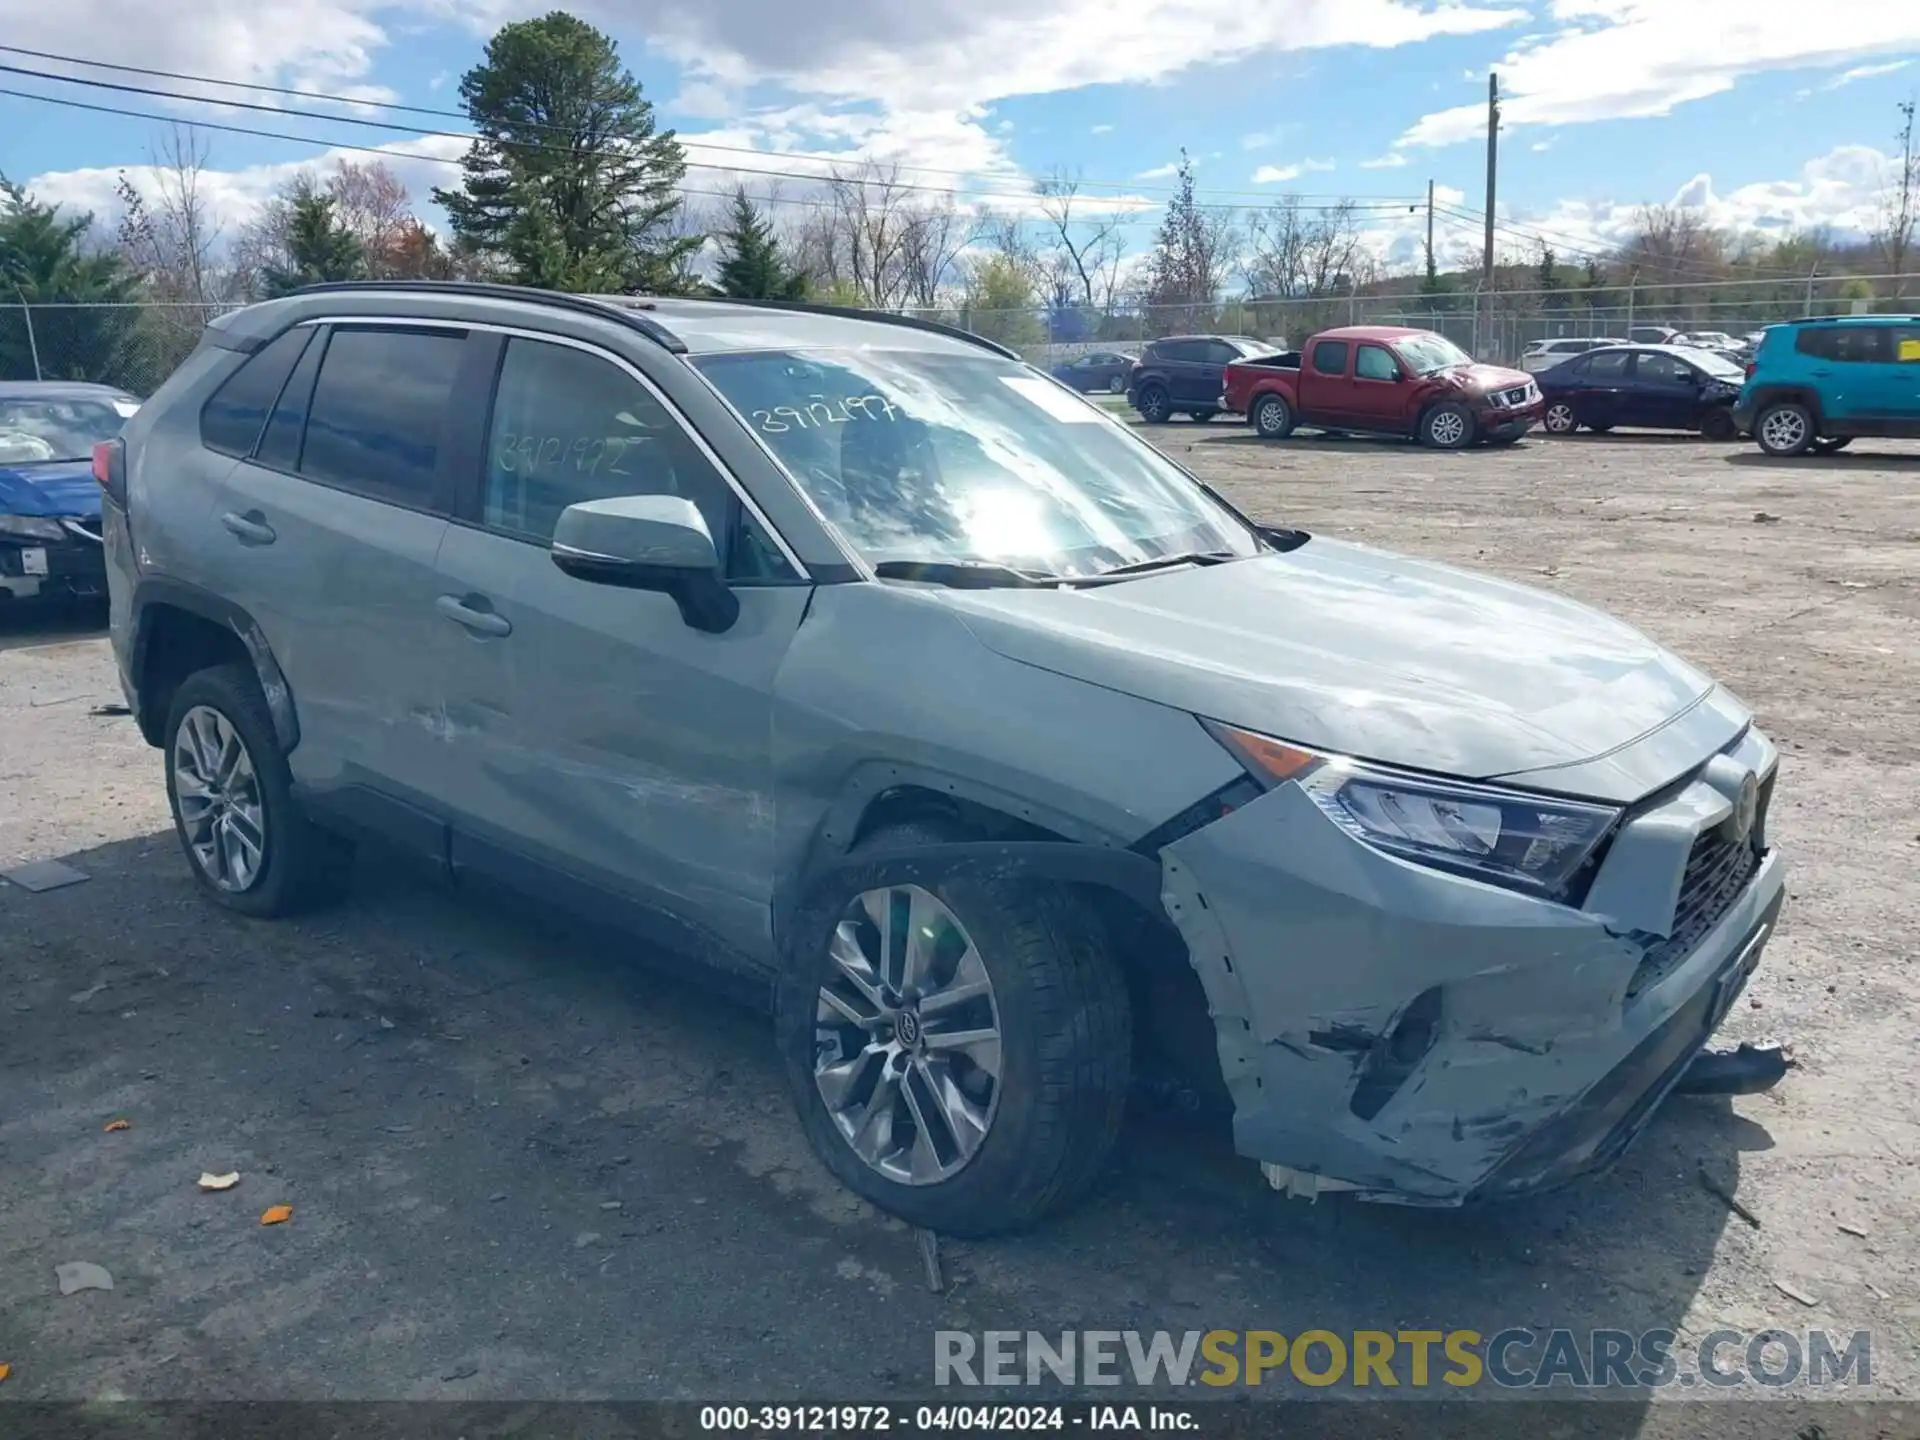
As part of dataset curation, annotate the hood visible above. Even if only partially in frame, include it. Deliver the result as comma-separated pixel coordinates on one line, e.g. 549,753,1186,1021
940,538,1734,796
0,460,100,519
1430,362,1531,397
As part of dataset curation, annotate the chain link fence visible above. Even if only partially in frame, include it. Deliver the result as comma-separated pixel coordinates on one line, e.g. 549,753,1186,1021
5,275,1916,394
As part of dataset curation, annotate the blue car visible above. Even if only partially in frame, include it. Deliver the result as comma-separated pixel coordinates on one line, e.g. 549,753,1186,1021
1734,315,1920,456
0,381,138,603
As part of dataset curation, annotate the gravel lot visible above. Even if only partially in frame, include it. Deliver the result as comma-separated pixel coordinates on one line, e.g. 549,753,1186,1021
2,427,1917,1425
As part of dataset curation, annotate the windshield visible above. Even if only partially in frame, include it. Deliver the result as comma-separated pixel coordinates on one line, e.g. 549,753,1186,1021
1690,350,1745,378
0,395,135,465
1393,333,1473,374
693,348,1263,577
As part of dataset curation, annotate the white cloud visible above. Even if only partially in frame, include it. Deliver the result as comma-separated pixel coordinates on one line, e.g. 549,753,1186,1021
1530,136,1556,152
1240,126,1295,150
1360,152,1410,169
1802,58,1913,98
1251,158,1335,184
669,80,741,119
1090,122,1114,134
1396,2,1920,150
1135,161,1181,180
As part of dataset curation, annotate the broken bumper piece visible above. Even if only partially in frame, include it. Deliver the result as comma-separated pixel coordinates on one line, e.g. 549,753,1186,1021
1161,758,1787,1207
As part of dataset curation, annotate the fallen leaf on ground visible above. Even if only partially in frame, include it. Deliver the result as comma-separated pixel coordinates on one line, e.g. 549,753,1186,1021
198,1172,240,1192
55,1262,114,1295
0,1363,11,1383
102,1119,130,1133
260,1205,293,1226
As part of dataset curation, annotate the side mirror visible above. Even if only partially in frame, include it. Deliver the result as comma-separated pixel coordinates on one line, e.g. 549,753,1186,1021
550,494,739,634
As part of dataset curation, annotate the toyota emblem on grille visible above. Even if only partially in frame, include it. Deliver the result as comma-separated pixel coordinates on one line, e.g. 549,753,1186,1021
1731,772,1759,844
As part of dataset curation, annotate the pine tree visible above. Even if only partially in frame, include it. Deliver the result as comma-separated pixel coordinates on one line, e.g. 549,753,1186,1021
433,13,698,293
715,188,806,300
260,182,365,297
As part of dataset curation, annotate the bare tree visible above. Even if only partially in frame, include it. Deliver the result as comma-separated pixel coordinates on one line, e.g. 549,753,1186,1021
897,198,969,309
1139,152,1236,331
1875,98,1919,297
826,162,918,308
115,125,227,308
1036,171,1123,312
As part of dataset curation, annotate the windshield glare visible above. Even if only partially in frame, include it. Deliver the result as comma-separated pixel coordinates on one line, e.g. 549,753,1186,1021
1394,334,1473,374
0,397,133,464
694,348,1262,577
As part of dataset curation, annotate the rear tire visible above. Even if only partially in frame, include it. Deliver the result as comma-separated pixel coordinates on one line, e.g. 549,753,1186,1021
1421,401,1476,450
776,821,1132,1237
1754,402,1815,457
1252,393,1294,439
1106,375,1126,394
1810,436,1852,454
163,664,354,917
1700,409,1738,442
1136,383,1171,424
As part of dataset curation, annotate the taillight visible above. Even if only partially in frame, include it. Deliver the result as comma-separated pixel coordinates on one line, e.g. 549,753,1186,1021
1745,362,1756,379
93,439,127,508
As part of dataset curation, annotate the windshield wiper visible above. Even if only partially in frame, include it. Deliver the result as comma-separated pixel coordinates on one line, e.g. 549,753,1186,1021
872,559,1061,589
1065,550,1239,586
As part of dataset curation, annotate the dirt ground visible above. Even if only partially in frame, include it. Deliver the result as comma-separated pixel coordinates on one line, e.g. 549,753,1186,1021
2,426,1917,1426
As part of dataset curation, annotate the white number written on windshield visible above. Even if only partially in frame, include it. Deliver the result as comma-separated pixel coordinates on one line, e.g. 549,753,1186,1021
752,395,900,433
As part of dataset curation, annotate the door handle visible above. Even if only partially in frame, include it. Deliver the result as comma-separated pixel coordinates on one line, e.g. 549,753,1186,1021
436,593,512,637
220,510,276,546
1808,368,1834,377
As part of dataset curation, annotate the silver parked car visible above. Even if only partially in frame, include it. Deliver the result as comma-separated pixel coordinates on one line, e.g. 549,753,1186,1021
100,283,1786,1234
1519,337,1628,374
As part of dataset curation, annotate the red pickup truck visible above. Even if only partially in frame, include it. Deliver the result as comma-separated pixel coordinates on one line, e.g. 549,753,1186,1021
1222,325,1544,449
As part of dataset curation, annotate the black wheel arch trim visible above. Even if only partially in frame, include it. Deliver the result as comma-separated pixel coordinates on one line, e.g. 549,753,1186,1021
773,838,1164,971
1748,386,1824,423
130,577,300,752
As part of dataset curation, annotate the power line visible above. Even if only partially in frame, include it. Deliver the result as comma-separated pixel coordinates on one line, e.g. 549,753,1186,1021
0,84,1425,237
0,43,1423,211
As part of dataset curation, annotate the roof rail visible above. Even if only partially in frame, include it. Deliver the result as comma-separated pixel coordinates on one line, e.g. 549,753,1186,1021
289,280,688,353
647,295,1023,361
1782,313,1920,326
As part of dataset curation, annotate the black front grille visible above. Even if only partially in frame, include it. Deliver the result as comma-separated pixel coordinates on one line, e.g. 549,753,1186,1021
1625,831,1760,1000
1501,385,1532,406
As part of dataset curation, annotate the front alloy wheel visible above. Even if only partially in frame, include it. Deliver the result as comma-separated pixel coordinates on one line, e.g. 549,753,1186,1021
1543,401,1577,435
172,704,267,892
813,884,1002,1186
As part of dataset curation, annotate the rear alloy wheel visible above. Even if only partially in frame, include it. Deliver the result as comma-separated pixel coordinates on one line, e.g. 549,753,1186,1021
1700,408,1738,442
1253,393,1294,439
163,663,354,916
1543,400,1577,435
1421,401,1476,450
1755,402,1815,457
778,822,1132,1236
1135,383,1171,423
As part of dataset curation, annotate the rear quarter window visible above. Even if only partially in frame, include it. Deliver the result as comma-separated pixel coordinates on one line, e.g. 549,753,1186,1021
198,327,313,458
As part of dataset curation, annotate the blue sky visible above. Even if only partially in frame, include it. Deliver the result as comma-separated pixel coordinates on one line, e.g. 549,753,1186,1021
3,0,1916,272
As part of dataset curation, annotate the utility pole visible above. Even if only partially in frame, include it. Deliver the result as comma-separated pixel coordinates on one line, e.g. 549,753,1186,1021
1426,178,1436,273
1482,73,1500,289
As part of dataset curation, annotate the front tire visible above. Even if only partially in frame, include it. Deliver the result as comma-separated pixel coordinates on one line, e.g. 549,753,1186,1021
1543,400,1577,435
777,822,1132,1236
1135,383,1171,424
1755,402,1815,457
1252,393,1294,439
1700,408,1738,442
163,664,353,917
1107,375,1126,394
1421,401,1476,450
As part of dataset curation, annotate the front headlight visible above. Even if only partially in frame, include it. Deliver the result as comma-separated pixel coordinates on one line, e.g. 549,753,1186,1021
0,515,69,542
1202,720,1621,900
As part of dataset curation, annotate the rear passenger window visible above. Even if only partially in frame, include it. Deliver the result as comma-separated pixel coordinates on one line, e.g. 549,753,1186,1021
482,337,791,581
1311,341,1349,375
1795,327,1889,364
299,327,465,509
254,326,326,472
1585,350,1630,378
1355,345,1397,381
1894,327,1920,363
199,327,312,457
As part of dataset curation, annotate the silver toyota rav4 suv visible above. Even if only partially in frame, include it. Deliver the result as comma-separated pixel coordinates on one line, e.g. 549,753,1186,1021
102,282,1785,1235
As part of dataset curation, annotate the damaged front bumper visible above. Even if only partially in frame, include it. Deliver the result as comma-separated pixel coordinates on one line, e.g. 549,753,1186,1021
1160,729,1784,1205
0,518,107,601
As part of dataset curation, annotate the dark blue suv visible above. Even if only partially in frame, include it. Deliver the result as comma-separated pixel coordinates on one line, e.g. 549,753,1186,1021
1735,315,1920,456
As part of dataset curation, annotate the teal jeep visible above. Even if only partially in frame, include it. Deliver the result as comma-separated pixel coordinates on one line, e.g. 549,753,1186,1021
1734,315,1920,457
